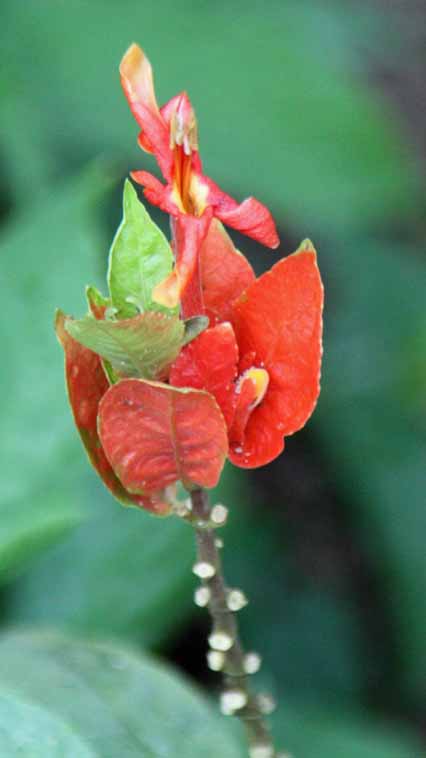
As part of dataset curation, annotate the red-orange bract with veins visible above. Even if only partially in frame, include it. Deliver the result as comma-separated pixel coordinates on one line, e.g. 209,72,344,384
55,312,170,515
170,323,239,429
98,379,228,493
200,220,255,324
229,245,324,467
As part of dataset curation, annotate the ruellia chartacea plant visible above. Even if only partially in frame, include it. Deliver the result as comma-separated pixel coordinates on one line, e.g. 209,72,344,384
56,43,323,758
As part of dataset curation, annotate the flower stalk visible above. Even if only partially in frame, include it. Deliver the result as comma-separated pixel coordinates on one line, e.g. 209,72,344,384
190,487,279,758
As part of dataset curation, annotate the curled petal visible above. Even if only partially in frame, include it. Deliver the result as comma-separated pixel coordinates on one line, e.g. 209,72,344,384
130,170,177,215
204,177,279,248
120,44,172,181
215,196,279,249
229,242,324,467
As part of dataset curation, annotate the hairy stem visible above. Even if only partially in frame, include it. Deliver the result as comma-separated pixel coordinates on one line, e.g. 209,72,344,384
190,487,279,758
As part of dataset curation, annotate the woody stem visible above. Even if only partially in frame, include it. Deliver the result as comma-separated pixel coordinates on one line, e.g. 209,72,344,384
190,487,279,757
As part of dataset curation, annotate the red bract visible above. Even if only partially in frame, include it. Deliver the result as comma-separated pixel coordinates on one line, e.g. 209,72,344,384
170,243,324,468
120,44,278,316
200,220,255,325
55,312,170,514
98,380,228,493
170,322,238,429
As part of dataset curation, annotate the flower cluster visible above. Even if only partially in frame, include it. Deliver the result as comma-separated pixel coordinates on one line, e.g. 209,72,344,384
56,44,323,515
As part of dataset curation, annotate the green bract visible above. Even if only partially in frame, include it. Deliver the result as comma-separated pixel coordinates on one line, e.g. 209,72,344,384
108,180,174,318
65,312,185,380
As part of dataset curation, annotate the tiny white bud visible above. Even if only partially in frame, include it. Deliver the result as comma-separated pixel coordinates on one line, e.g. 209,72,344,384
249,746,274,758
208,631,234,651
192,561,216,579
220,689,248,715
194,586,211,607
207,650,225,671
243,651,262,674
214,537,224,549
227,589,248,612
211,503,228,525
257,692,276,715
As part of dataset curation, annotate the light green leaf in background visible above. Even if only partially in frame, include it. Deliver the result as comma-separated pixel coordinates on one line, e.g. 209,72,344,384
65,311,184,379
108,180,174,318
0,631,244,758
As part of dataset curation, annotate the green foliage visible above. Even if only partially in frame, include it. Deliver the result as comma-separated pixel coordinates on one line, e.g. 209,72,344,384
0,631,243,757
270,703,422,758
0,165,113,579
65,311,184,380
108,180,174,318
316,239,426,701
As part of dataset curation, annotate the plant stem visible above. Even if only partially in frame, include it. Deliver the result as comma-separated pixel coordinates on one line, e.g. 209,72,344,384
190,487,278,758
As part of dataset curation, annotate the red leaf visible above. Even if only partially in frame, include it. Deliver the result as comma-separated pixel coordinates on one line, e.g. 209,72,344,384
98,379,228,492
200,220,255,324
229,243,324,467
170,323,239,428
56,312,169,514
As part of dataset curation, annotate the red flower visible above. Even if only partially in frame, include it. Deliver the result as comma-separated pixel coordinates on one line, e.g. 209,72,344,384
120,44,279,317
170,239,324,468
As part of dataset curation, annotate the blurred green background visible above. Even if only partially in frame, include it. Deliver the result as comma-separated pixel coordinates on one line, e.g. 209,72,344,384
1,1,425,756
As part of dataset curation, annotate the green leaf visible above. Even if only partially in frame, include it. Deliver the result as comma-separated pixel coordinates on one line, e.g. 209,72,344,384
108,180,174,318
65,311,184,380
0,631,243,758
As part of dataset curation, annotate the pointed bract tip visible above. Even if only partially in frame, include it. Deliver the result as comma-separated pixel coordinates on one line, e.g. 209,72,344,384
54,309,67,344
296,238,317,256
